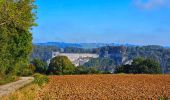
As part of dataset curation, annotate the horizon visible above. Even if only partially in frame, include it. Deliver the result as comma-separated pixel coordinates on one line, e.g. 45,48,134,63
33,0,170,46
34,41,170,47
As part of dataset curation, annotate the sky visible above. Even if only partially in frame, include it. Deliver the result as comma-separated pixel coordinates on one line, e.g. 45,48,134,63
33,0,170,46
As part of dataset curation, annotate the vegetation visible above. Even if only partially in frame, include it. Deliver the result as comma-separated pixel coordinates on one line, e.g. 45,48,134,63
31,59,47,74
31,45,170,73
46,56,103,75
0,0,36,80
17,65,34,76
1,84,40,100
47,56,75,75
33,73,49,86
1,73,49,99
0,75,18,85
115,57,162,74
84,58,115,73
74,66,100,74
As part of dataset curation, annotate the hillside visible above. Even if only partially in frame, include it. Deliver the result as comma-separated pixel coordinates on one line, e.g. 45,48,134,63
31,44,170,74
34,42,136,49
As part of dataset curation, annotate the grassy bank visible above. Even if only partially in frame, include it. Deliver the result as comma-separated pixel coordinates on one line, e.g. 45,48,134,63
1,84,40,100
1,74,48,100
0,76,19,85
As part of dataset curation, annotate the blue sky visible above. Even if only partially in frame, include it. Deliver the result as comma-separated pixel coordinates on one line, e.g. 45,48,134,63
33,0,170,46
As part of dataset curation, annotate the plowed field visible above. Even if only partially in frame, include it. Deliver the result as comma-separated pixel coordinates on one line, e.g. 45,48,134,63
37,75,170,100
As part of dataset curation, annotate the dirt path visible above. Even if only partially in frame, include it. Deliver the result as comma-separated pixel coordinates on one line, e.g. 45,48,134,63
0,77,34,97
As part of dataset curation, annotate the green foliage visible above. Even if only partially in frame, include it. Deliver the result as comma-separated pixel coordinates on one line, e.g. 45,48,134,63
87,67,101,74
33,73,48,86
115,57,162,74
84,58,115,73
0,75,18,85
74,66,88,74
158,96,169,100
17,65,34,76
74,66,101,74
47,56,75,75
95,45,170,73
31,44,170,74
126,45,170,73
0,0,36,76
28,64,36,73
31,59,47,74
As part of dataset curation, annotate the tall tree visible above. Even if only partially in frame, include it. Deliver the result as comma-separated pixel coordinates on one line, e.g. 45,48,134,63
0,0,36,76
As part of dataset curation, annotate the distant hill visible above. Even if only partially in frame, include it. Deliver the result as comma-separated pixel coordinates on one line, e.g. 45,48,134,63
34,42,136,49
35,42,82,48
31,43,170,74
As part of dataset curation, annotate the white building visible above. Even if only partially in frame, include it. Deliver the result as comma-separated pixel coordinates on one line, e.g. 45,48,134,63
47,52,99,66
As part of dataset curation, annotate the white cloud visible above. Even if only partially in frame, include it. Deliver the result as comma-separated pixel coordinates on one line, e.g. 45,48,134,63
134,0,169,10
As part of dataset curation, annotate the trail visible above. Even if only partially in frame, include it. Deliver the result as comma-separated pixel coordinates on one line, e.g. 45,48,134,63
0,77,34,97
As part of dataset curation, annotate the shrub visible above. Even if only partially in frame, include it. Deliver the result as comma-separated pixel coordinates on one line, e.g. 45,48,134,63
87,67,100,74
17,66,33,76
74,66,89,74
34,73,49,86
115,57,162,74
31,59,47,74
0,75,18,85
74,66,101,75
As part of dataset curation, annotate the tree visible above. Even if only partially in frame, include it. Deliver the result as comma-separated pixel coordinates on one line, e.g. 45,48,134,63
115,57,162,74
74,66,101,74
47,56,75,75
0,0,36,76
74,66,89,74
142,58,161,74
17,65,34,76
31,59,47,74
84,58,115,73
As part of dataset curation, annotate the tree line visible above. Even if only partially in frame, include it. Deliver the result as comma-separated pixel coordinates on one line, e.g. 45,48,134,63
31,45,170,73
30,56,162,75
0,0,36,79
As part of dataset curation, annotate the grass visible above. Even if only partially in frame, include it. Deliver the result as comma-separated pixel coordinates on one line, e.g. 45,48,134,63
0,76,19,85
33,73,49,86
1,74,49,100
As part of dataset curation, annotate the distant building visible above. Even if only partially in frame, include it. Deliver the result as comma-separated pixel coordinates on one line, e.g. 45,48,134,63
47,52,99,66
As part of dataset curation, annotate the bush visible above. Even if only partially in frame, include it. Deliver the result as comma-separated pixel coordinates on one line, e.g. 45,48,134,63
74,66,89,74
115,57,162,74
74,66,101,75
47,56,75,75
33,73,49,86
87,67,100,74
101,71,112,74
31,59,47,74
0,75,18,85
17,66,33,76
